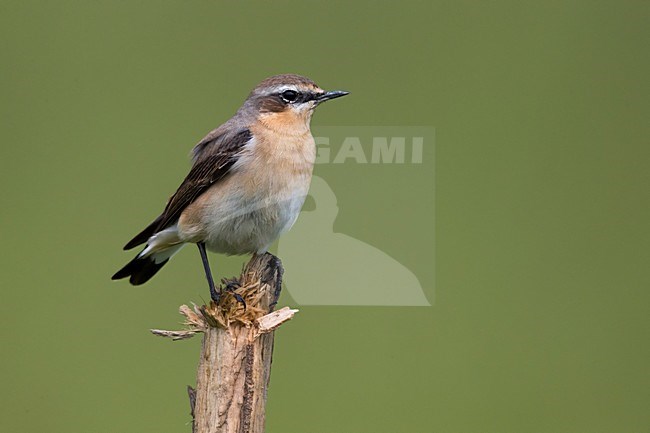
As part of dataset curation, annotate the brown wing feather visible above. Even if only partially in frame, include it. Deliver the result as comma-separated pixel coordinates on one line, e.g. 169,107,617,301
122,128,252,250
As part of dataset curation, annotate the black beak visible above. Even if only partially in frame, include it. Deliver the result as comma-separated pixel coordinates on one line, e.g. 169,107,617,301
316,90,349,102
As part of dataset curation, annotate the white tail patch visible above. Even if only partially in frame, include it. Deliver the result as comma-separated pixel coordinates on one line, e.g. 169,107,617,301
138,225,185,263
151,244,184,264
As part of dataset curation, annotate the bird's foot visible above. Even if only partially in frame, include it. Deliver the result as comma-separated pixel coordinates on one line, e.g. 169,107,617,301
209,284,221,304
224,279,246,310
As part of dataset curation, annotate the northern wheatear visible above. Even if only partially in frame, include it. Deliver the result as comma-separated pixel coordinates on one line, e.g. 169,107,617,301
112,74,348,300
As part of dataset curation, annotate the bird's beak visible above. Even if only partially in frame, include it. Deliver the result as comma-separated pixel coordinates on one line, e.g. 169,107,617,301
316,90,350,103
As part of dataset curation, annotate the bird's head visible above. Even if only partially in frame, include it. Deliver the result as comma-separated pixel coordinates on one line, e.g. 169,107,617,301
245,74,348,134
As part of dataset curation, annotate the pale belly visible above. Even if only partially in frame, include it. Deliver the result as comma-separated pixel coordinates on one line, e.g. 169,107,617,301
177,129,316,255
177,170,312,255
203,186,308,255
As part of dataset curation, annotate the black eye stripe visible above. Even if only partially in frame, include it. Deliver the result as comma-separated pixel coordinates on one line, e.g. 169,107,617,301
280,90,299,103
279,90,317,104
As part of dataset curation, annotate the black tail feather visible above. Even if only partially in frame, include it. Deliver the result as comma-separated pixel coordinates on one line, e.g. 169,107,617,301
123,214,163,250
112,254,168,285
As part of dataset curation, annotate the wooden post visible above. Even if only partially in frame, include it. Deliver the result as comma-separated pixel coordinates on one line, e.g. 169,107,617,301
151,253,298,433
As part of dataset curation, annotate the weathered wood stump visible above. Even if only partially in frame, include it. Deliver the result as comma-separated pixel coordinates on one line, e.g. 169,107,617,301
151,253,298,433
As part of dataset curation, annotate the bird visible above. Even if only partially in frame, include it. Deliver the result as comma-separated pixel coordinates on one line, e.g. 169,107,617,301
112,74,348,301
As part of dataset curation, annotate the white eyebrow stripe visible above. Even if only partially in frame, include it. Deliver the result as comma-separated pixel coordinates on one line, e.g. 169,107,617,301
266,85,299,94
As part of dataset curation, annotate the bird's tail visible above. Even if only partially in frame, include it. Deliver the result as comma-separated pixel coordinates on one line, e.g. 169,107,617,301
112,244,184,285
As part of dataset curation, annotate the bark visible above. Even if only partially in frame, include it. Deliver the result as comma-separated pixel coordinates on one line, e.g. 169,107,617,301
151,253,298,433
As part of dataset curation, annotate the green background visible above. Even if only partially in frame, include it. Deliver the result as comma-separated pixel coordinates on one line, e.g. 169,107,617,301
1,1,648,432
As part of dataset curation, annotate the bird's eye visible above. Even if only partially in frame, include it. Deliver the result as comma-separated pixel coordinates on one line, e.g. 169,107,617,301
280,90,300,103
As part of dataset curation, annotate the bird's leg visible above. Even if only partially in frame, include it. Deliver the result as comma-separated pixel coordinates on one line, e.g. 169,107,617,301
223,279,246,310
197,242,220,303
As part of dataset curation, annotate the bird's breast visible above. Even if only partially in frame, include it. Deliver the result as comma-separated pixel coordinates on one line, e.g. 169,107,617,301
178,130,316,254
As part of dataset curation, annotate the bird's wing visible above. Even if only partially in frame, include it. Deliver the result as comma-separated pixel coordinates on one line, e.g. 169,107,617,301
123,128,252,250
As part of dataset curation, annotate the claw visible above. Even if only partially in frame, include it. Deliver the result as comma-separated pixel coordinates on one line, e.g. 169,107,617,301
232,293,247,311
224,280,246,310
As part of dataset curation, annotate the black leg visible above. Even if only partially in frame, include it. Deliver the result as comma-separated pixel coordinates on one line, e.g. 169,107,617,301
197,242,220,303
